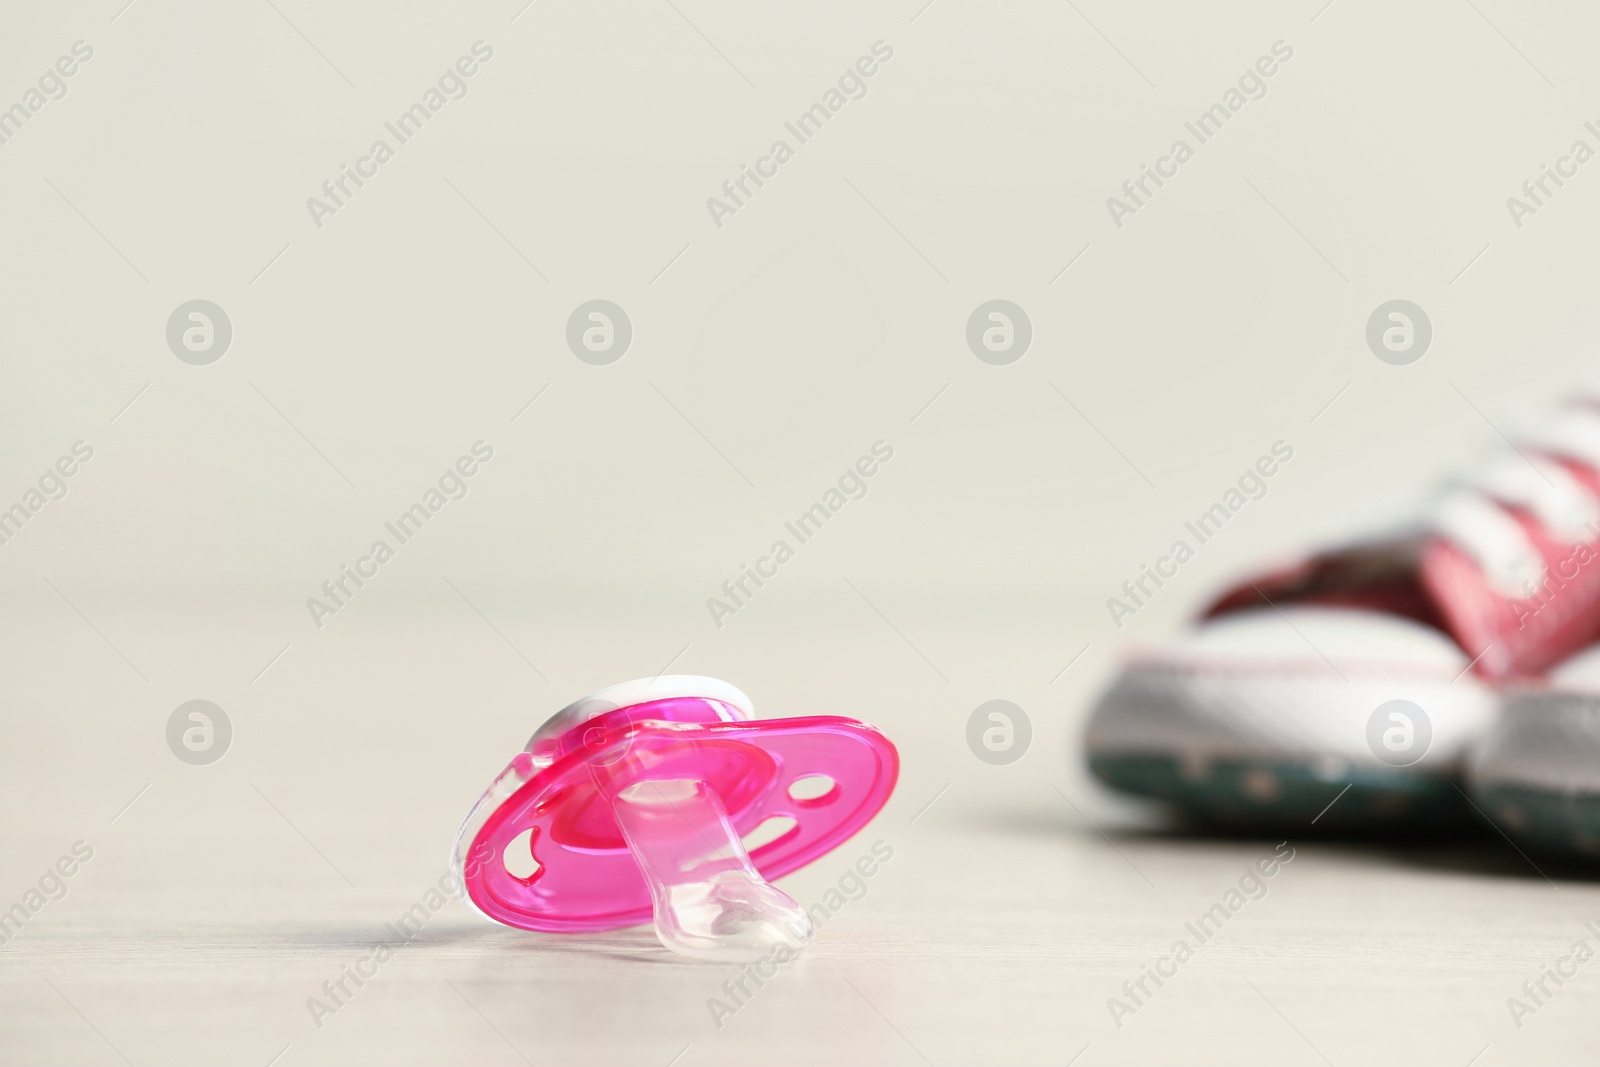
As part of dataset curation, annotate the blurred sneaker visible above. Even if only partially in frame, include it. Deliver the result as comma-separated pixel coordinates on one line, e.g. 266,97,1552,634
1086,398,1600,827
1470,646,1600,858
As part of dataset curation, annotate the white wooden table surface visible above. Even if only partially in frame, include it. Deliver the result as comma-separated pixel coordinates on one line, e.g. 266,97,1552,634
1,600,1591,1066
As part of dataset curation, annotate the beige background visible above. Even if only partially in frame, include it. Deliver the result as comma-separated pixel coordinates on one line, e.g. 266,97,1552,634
3,0,1600,1064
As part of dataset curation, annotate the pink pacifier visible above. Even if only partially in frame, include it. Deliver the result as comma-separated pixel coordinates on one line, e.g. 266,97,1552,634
452,676,899,961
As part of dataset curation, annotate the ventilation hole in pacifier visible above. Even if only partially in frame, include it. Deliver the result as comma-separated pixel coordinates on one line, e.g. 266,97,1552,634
787,774,839,805
502,828,542,880
741,815,799,853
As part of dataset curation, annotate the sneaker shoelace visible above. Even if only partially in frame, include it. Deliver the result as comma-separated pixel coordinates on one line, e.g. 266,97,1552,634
1431,402,1600,596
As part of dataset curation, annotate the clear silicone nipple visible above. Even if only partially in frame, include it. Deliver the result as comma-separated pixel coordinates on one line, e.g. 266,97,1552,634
612,778,812,962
